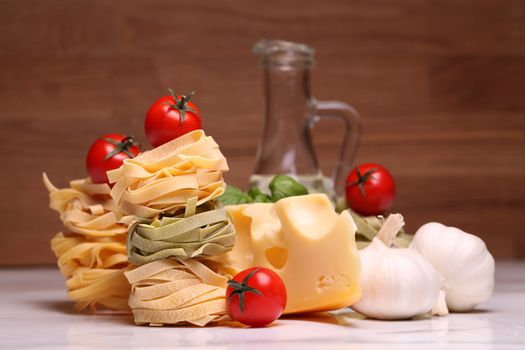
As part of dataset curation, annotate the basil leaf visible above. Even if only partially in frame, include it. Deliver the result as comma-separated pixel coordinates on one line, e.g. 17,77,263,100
219,185,253,205
269,175,308,202
220,175,309,206
248,187,272,203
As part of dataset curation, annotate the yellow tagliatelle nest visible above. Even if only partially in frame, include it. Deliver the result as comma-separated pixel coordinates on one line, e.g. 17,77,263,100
51,233,131,311
44,174,131,312
107,130,229,219
124,258,230,326
43,174,127,236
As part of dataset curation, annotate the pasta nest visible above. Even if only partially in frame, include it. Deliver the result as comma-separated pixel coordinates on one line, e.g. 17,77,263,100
127,197,236,265
44,174,131,312
125,258,233,326
107,130,229,219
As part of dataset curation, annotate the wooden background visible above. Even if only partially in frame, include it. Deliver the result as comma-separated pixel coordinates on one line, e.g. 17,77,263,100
0,0,524,265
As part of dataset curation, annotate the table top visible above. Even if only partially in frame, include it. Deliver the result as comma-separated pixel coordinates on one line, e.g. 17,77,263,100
1,262,524,349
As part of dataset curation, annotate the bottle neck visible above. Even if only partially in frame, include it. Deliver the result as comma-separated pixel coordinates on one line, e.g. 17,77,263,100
263,65,312,127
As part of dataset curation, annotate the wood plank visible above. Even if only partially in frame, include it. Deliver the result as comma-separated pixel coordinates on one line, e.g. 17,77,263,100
0,0,523,264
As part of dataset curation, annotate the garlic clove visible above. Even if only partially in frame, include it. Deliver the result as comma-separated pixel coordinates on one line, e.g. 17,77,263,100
432,289,449,316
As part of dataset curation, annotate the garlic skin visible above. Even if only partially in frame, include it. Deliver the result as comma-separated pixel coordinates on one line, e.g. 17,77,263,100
351,214,441,320
410,222,495,312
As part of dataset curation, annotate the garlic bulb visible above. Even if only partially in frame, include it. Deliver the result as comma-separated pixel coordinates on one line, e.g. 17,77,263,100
410,222,495,313
351,214,441,320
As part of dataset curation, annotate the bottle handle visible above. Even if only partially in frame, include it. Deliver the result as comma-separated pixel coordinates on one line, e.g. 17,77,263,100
309,100,361,197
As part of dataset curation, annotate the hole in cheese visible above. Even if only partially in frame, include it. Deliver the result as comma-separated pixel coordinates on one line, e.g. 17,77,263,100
265,247,288,269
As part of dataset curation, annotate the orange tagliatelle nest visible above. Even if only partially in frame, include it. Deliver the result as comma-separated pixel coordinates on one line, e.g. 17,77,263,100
44,174,131,312
107,130,229,219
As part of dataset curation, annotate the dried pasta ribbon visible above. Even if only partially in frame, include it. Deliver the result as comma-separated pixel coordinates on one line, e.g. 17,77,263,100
51,232,131,312
107,130,229,218
45,174,132,312
124,258,229,326
127,197,236,265
43,173,127,237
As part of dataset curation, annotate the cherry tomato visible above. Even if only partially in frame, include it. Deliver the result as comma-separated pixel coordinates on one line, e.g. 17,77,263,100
86,134,141,184
345,163,396,216
226,267,287,327
145,89,202,147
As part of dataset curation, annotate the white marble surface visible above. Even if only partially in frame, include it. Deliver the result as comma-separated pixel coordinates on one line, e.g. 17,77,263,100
1,262,524,349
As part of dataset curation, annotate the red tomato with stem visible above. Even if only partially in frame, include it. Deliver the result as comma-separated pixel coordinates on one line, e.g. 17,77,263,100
145,89,202,147
345,163,396,216
86,133,141,184
226,267,287,327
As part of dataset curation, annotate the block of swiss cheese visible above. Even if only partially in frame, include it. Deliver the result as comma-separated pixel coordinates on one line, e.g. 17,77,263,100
214,193,361,314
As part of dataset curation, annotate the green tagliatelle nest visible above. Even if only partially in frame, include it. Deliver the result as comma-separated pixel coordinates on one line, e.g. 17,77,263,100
127,197,236,265
349,210,413,249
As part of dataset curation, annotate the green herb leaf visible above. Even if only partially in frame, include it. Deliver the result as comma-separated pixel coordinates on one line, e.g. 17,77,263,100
269,175,308,202
247,187,272,203
219,185,253,205
219,175,309,206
